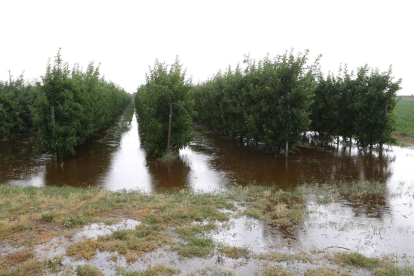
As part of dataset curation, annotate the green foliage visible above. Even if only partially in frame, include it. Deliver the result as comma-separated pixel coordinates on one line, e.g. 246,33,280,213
135,57,194,157
193,50,319,154
33,50,131,158
311,65,401,147
0,75,36,141
310,73,340,137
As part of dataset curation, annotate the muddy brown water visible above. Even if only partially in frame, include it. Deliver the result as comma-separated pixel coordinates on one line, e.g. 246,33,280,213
0,110,398,192
1,109,414,264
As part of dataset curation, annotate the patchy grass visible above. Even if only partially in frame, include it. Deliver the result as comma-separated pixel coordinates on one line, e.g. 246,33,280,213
173,236,215,258
227,185,306,226
333,252,380,269
187,268,234,275
262,266,295,276
67,224,171,261
305,267,351,276
0,185,233,243
255,252,312,264
311,180,388,205
0,257,45,276
330,251,414,276
219,245,251,259
4,249,33,265
1,184,413,275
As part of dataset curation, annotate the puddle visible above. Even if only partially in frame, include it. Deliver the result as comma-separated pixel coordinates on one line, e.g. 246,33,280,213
35,219,141,260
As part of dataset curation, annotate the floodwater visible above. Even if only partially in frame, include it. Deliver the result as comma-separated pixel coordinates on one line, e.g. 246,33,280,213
0,108,400,192
1,106,414,262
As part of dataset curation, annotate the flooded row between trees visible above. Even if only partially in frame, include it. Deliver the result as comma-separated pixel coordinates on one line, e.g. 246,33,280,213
0,105,406,193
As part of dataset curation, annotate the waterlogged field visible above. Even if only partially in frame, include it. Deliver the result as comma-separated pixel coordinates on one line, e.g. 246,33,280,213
1,105,414,275
1,184,414,275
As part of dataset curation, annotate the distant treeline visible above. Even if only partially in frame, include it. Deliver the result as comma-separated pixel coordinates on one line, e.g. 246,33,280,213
136,50,401,157
0,51,131,158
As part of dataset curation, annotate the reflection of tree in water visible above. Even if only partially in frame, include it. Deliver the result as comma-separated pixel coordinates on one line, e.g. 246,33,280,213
0,138,46,183
339,181,390,221
44,126,121,188
44,106,135,188
194,130,393,191
145,156,191,191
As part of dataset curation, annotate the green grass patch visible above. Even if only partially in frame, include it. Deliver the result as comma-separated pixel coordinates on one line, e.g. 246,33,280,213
173,236,215,258
394,97,414,138
76,264,104,276
333,252,380,269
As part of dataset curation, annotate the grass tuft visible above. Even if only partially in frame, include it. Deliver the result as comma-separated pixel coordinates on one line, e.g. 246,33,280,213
76,264,104,276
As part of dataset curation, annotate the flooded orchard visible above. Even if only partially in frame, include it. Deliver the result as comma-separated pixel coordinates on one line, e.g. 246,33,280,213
1,106,414,274
0,109,402,193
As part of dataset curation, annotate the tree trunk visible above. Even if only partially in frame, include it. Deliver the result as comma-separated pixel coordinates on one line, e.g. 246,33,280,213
285,140,289,157
380,99,389,152
167,104,173,151
51,106,57,162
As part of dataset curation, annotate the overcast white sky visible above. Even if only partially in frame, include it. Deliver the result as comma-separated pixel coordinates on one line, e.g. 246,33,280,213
1,0,412,95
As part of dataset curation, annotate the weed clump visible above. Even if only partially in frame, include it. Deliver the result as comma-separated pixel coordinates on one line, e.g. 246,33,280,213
262,265,295,276
219,245,251,259
67,224,171,261
331,251,414,275
76,264,104,276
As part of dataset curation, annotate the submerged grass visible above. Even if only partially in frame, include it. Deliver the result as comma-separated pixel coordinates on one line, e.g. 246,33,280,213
118,264,180,276
227,185,307,227
67,224,171,261
219,245,251,259
312,180,388,205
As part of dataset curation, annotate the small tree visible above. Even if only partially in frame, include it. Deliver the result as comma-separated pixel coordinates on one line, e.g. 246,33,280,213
135,57,194,157
33,50,131,159
353,66,401,147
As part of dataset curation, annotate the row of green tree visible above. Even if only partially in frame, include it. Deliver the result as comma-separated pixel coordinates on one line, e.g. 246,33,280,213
0,76,36,141
310,65,401,147
0,51,132,158
134,51,401,157
193,51,401,154
135,58,194,157
194,50,319,154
